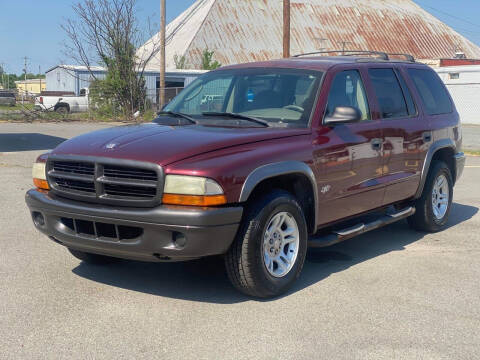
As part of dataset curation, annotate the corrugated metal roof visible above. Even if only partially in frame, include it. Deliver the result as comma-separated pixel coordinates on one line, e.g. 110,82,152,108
139,0,480,70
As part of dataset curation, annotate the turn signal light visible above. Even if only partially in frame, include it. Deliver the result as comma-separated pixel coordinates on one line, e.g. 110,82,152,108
162,194,227,206
33,178,50,190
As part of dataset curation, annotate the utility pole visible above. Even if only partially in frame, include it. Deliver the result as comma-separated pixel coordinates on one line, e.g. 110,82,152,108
283,0,290,58
159,0,166,109
39,65,42,96
23,56,29,103
1,62,4,90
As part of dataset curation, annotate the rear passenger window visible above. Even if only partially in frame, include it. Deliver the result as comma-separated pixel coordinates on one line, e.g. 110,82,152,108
368,68,409,119
396,71,417,116
325,70,370,121
407,68,453,115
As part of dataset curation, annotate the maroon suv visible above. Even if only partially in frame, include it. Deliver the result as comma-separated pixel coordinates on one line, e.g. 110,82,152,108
26,52,465,297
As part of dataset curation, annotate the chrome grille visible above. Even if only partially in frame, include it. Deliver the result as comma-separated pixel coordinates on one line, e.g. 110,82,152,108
47,156,163,207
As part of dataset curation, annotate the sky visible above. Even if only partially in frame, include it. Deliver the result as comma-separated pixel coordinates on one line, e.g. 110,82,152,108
1,0,480,75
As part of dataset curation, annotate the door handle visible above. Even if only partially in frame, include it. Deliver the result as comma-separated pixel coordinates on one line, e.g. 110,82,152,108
371,138,382,150
423,132,432,142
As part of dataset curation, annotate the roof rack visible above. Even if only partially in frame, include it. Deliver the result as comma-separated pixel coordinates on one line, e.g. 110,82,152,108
386,53,416,62
293,50,415,62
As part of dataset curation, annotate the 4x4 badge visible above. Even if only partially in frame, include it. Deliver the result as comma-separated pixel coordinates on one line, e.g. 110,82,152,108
321,185,331,194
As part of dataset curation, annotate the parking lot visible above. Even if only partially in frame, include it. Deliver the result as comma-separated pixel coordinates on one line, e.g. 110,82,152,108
1,122,479,359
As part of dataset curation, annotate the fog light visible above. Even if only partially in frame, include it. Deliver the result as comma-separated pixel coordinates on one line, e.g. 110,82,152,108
172,232,187,249
32,212,45,227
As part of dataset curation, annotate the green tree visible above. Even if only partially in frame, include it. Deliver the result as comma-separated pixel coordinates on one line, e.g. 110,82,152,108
200,49,221,70
174,54,187,69
62,0,159,119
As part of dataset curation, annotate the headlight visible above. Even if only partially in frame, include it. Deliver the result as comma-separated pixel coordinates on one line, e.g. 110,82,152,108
32,162,49,190
163,175,226,206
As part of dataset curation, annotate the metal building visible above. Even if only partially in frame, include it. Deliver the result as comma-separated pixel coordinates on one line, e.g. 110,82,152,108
139,0,480,69
45,65,206,103
436,65,480,125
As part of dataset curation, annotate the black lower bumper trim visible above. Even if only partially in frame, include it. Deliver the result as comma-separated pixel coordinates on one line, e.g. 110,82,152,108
26,189,243,262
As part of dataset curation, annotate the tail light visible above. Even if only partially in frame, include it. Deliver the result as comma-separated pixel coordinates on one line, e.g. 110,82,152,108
39,97,43,104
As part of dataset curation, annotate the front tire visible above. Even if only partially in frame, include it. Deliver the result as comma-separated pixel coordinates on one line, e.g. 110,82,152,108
68,248,116,265
225,190,308,298
408,160,453,232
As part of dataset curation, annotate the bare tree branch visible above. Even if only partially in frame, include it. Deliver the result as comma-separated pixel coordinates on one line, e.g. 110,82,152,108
61,0,159,119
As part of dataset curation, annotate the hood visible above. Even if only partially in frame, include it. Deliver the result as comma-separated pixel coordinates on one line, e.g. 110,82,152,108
51,124,311,166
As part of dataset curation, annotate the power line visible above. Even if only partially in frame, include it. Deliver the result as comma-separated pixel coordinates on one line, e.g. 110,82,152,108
418,3,480,29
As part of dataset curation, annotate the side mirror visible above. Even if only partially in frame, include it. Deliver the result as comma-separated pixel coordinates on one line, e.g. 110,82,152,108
324,106,362,125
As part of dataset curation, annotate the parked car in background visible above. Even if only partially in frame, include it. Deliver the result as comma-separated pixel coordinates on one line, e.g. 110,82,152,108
0,91,16,106
34,88,89,113
26,51,465,298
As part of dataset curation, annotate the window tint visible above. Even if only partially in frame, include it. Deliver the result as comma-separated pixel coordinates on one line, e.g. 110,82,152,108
407,68,453,115
176,76,234,114
396,70,417,116
368,68,409,119
325,70,370,121
164,69,322,126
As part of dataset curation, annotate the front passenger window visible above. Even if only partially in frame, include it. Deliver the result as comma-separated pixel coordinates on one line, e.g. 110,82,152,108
325,70,370,121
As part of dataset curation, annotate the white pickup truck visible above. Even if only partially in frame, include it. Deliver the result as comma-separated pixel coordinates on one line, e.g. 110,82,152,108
34,88,89,113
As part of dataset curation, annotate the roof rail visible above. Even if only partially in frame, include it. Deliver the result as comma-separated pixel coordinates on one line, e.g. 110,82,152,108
293,50,389,60
293,50,416,62
386,53,416,62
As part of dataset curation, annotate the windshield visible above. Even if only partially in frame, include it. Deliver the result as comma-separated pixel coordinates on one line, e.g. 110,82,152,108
163,68,323,127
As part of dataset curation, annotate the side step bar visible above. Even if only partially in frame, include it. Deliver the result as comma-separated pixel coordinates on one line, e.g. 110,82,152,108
308,206,415,248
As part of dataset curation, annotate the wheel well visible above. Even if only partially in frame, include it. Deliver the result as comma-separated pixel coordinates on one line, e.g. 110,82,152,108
245,174,316,234
55,103,70,111
431,147,456,182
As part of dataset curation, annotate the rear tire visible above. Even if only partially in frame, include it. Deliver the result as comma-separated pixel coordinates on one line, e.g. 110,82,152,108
408,160,453,232
68,248,116,265
55,105,69,114
225,190,308,298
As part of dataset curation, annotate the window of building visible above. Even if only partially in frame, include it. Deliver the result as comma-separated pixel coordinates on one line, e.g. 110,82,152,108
368,68,409,119
408,68,453,115
325,70,370,121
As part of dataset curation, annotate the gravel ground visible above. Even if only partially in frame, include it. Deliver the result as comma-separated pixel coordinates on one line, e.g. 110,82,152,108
0,122,479,359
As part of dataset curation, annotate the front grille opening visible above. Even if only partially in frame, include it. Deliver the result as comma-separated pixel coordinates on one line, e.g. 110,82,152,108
103,165,157,181
118,225,143,240
55,178,95,193
60,217,75,231
48,158,161,205
53,161,94,176
58,217,143,241
96,222,117,239
75,219,95,236
104,184,156,198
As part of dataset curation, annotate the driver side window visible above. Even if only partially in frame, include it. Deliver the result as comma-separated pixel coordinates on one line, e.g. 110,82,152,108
325,70,370,121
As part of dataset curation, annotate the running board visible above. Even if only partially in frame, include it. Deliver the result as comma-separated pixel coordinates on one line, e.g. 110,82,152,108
308,206,415,248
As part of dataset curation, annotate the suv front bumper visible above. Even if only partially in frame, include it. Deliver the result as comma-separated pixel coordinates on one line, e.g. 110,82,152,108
25,189,243,262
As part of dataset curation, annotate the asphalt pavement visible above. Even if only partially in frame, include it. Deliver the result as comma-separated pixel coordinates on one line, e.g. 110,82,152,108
1,122,479,359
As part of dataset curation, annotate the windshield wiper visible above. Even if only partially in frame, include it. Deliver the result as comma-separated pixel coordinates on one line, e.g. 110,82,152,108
202,112,270,127
157,111,198,124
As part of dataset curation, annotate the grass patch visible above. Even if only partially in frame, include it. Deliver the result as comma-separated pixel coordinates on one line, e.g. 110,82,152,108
0,108,155,123
465,150,480,156
0,103,35,111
